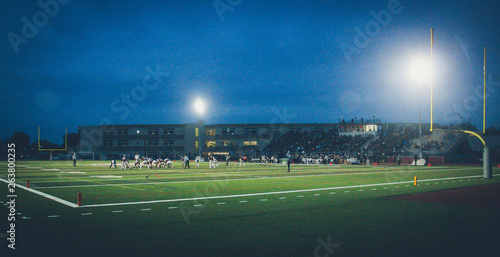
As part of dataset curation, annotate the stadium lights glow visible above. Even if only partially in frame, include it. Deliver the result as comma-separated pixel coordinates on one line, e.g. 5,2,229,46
194,98,206,115
409,57,431,84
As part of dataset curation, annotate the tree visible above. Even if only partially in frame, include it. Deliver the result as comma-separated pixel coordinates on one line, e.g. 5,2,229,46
39,140,59,149
8,131,30,156
0,138,7,160
63,133,79,149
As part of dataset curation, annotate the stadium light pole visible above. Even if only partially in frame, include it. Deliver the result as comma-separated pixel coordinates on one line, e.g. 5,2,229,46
193,98,206,158
409,57,431,159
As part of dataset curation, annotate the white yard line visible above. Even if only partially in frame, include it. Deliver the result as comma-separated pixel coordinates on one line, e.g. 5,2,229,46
77,174,498,208
0,178,78,208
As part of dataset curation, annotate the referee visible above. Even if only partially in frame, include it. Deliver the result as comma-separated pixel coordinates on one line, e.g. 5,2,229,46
184,155,190,169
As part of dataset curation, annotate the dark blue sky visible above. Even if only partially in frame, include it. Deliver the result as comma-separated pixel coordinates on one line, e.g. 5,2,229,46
1,0,499,144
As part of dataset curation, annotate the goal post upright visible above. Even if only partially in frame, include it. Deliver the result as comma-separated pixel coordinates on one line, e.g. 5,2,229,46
483,46,486,134
430,28,434,132
428,29,491,178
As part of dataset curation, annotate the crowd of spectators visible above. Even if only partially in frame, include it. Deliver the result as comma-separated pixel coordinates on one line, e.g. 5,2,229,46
366,124,419,153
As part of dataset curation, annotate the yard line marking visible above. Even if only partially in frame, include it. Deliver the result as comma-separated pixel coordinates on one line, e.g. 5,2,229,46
329,192,336,194
395,186,399,188
239,200,247,203
260,199,268,201
47,215,60,218
383,187,388,189
405,185,410,187
168,206,178,209
22,217,31,220
194,204,203,207
344,191,350,193
81,213,93,216
371,188,377,191
141,209,151,211
77,174,499,208
297,195,304,198
279,197,287,199
0,178,78,208
112,210,123,213
314,194,321,196
217,202,226,205
358,189,364,192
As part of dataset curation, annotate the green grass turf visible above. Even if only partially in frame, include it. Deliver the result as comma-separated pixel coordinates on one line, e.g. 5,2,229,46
0,160,499,256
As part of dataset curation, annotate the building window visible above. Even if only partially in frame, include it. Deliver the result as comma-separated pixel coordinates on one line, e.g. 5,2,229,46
117,129,128,135
164,129,175,135
147,140,159,146
103,140,113,146
164,140,174,146
103,130,114,135
221,128,235,135
117,140,129,146
244,128,257,135
243,141,257,146
148,129,159,135
206,141,216,147
222,140,234,146
195,140,199,149
195,128,199,137
205,129,215,136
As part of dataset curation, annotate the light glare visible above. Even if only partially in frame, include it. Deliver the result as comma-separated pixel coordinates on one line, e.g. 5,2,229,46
409,57,431,84
194,98,206,115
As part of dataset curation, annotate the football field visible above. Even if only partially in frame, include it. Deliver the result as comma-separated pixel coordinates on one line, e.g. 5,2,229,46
1,160,499,256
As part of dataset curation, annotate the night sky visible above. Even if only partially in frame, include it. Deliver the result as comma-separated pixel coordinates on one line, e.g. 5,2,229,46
1,0,499,144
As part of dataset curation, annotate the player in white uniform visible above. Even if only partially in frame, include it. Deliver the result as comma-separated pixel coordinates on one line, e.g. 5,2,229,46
195,156,200,167
165,158,173,168
208,155,214,169
213,156,218,168
239,155,245,167
121,155,127,169
134,153,140,168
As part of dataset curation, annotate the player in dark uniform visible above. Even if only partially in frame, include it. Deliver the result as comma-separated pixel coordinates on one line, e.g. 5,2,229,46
109,159,116,169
